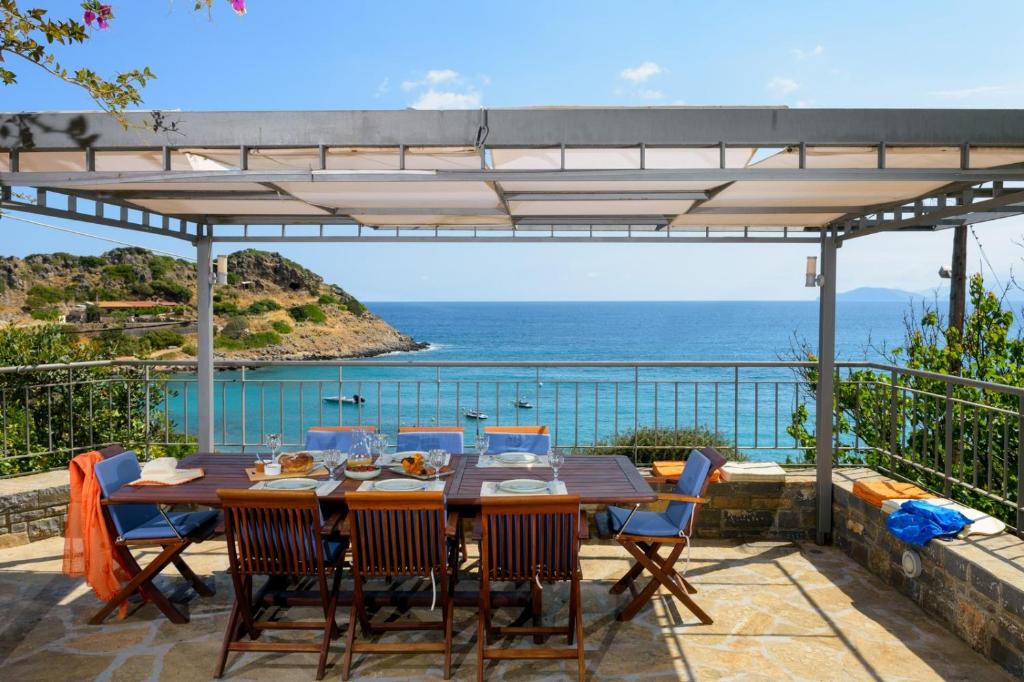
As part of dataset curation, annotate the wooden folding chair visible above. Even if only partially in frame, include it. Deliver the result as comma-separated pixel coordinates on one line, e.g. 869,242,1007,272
215,489,347,680
90,452,218,625
477,495,586,681
342,490,458,680
606,448,724,623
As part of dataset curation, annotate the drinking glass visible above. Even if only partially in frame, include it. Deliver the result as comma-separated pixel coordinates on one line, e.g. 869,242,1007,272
549,448,565,485
428,448,446,483
264,433,282,464
323,448,344,480
349,431,369,467
373,433,389,460
475,434,490,457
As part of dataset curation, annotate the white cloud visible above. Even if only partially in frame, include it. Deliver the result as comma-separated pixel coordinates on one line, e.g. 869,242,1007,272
766,77,800,95
620,61,662,83
791,45,824,60
412,89,481,109
638,89,664,100
929,83,1020,99
426,69,459,85
374,78,390,97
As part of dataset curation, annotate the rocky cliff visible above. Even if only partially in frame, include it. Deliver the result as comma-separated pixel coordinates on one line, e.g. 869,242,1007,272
0,247,425,360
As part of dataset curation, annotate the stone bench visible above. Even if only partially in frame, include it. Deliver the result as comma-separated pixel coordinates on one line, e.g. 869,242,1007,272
832,468,1024,677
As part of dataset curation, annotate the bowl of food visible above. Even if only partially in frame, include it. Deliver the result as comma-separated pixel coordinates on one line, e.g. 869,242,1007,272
345,462,382,480
398,452,451,479
276,452,315,475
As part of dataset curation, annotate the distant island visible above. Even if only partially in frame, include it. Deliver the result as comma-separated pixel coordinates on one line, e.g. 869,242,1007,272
836,287,925,303
0,248,426,361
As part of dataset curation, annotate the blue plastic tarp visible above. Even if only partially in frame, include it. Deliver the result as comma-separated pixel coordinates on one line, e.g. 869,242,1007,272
885,499,971,547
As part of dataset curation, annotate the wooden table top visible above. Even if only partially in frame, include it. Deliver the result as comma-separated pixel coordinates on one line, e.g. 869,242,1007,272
105,453,656,508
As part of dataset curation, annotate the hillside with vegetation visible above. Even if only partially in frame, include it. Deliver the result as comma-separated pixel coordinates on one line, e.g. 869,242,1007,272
0,247,424,360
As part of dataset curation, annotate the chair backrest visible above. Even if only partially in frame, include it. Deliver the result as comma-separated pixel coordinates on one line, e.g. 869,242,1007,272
304,426,375,451
666,450,712,534
396,431,464,453
217,489,326,577
480,495,581,583
345,491,447,578
93,452,159,537
483,426,551,454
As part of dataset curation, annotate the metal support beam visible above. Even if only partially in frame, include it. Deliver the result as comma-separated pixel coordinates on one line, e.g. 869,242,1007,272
196,235,215,452
815,232,838,545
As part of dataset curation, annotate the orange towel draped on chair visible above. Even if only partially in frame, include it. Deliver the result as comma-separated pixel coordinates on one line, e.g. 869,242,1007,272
652,461,722,483
63,450,131,616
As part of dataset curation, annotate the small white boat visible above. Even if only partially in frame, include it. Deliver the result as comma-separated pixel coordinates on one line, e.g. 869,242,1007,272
323,393,366,405
512,398,534,409
464,409,489,420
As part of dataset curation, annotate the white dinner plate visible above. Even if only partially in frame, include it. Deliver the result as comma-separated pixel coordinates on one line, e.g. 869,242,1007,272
496,451,539,464
497,478,549,494
375,478,427,492
265,477,319,490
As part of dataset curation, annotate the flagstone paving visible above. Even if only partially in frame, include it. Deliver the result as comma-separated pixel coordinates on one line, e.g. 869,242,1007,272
0,537,1008,681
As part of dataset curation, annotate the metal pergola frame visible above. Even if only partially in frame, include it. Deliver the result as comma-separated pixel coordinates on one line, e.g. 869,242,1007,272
5,106,1024,544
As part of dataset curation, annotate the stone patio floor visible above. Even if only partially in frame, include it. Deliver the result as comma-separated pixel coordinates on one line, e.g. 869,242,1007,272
0,537,1009,681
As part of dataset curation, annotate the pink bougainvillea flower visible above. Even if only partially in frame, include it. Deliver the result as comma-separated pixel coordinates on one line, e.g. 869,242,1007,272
97,16,109,29
230,0,246,15
82,9,96,25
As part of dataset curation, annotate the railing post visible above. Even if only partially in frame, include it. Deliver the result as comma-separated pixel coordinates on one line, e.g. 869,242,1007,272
889,368,898,472
633,366,640,463
196,234,215,452
239,366,247,452
143,365,151,460
1017,395,1023,537
944,382,954,497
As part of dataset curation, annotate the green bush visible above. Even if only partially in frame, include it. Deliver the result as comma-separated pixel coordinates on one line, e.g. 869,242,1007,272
102,264,138,283
214,330,281,350
150,279,191,303
345,299,367,316
271,320,293,334
214,301,243,316
26,284,66,308
227,272,241,285
588,426,743,465
30,307,61,321
246,298,282,315
288,303,327,324
141,329,185,351
318,293,340,306
78,255,106,268
221,315,249,340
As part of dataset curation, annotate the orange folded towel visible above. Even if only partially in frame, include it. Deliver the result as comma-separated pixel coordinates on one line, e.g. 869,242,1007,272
652,461,722,483
484,425,549,434
63,451,132,617
852,479,935,508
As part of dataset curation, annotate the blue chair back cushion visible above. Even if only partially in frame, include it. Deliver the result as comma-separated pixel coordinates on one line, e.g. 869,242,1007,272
665,449,712,531
305,429,373,452
396,431,464,453
93,452,161,537
485,432,551,455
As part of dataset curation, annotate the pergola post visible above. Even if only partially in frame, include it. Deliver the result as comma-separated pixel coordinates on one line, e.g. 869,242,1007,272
815,231,838,545
196,233,215,452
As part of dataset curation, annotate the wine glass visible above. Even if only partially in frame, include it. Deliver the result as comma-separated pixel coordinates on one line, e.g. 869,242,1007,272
428,448,445,483
549,448,565,488
323,448,344,480
373,433,389,461
475,434,490,458
264,433,282,464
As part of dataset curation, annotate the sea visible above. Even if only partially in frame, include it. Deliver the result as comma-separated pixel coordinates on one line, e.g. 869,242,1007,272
178,301,915,461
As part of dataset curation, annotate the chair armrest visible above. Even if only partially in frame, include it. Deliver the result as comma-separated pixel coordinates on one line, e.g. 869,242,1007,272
657,493,707,504
445,511,460,538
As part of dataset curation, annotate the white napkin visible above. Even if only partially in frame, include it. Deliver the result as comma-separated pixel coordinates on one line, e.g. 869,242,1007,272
476,454,550,469
481,480,567,497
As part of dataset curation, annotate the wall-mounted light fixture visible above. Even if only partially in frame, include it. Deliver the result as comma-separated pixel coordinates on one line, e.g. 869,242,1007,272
215,255,229,285
805,256,824,287
938,265,952,279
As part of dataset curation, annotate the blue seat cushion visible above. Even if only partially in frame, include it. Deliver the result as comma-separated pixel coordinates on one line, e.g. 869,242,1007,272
607,506,681,537
324,539,345,564
121,509,219,541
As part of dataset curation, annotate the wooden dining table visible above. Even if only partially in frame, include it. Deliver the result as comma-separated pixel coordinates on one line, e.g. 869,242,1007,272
106,452,657,509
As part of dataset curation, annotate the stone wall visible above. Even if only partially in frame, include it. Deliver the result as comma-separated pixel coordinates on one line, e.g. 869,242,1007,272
642,468,818,541
0,471,70,548
832,469,1024,678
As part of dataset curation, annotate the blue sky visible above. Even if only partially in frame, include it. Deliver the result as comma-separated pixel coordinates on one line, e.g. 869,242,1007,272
3,0,1024,300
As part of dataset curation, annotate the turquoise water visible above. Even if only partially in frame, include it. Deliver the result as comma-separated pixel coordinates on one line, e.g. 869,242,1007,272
174,301,912,460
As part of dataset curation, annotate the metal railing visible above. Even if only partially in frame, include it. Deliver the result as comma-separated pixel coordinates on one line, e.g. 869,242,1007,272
1,358,1020,531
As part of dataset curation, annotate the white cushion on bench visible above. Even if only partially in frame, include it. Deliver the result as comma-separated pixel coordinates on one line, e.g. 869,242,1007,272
721,461,787,483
